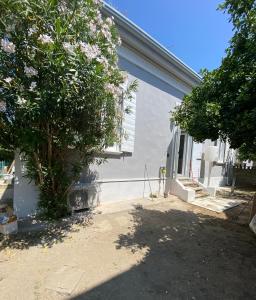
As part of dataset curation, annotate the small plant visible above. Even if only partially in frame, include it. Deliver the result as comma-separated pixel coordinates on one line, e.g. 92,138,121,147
149,193,158,199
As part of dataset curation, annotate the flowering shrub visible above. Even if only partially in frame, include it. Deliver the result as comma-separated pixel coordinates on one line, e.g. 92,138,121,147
0,0,137,218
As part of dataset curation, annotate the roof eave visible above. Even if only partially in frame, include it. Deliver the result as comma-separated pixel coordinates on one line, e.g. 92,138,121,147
103,3,202,87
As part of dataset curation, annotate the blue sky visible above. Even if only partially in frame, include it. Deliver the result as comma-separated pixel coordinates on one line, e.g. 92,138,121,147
105,0,233,73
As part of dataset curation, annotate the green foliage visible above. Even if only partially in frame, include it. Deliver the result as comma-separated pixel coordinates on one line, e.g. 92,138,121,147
237,143,256,162
173,0,256,160
0,147,13,161
0,0,136,219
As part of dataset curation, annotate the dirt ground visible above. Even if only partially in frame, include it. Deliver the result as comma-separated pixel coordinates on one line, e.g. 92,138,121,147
0,196,256,300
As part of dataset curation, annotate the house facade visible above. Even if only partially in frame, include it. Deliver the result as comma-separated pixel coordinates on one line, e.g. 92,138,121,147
13,4,231,218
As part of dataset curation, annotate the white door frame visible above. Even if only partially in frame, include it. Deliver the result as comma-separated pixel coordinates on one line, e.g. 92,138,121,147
176,132,192,178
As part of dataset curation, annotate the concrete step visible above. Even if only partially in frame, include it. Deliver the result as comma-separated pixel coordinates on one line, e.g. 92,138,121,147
182,182,200,188
195,192,210,198
193,187,204,192
178,177,191,181
178,178,203,191
178,178,207,197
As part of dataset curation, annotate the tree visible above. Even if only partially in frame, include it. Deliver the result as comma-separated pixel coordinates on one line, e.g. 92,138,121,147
173,0,256,159
0,0,137,219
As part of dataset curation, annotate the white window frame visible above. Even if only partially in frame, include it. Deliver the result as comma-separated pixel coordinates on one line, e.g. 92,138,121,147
105,74,136,155
120,91,136,153
104,143,122,154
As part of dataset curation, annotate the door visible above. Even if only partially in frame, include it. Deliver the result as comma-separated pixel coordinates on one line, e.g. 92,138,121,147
177,134,185,175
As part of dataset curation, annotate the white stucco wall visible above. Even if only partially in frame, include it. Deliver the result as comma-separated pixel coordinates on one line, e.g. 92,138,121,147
14,36,230,217
191,140,228,187
13,153,39,218
191,142,203,180
86,52,187,202
13,52,229,218
13,45,188,217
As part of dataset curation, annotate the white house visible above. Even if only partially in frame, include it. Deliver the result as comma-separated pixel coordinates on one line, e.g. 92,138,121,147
13,4,232,218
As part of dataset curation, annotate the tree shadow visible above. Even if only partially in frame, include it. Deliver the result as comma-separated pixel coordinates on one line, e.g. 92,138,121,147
71,207,256,299
0,211,93,251
0,167,100,251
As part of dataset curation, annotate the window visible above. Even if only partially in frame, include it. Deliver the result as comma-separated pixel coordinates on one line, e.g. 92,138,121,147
105,143,121,154
177,134,185,174
121,91,136,153
105,82,137,154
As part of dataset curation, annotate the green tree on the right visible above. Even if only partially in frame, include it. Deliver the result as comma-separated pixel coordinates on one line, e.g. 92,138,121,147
173,0,256,160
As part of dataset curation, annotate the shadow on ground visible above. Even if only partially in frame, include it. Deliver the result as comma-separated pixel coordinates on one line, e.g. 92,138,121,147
0,212,93,250
71,207,256,300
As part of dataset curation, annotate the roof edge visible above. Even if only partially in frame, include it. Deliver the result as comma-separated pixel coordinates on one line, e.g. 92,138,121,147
103,2,202,85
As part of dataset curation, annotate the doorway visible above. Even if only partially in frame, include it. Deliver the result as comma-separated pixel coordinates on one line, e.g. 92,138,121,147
177,133,186,175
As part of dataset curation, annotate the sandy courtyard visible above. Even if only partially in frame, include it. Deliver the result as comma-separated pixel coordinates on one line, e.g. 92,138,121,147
0,196,256,299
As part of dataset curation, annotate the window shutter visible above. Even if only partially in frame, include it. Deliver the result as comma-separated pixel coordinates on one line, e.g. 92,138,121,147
121,91,137,153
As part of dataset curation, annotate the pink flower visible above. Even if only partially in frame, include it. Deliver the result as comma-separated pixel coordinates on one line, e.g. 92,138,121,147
79,42,101,61
1,39,16,54
4,77,13,83
24,66,38,77
38,34,54,44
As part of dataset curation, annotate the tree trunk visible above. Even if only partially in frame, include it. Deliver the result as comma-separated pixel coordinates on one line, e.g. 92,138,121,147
33,152,43,185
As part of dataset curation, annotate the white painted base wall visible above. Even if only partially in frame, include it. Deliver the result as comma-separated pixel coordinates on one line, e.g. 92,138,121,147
199,176,228,187
197,181,216,197
97,178,165,203
13,154,39,218
14,153,166,218
13,151,228,219
170,179,195,202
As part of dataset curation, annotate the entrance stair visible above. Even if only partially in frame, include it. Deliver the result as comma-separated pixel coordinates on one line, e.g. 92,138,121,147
177,177,209,199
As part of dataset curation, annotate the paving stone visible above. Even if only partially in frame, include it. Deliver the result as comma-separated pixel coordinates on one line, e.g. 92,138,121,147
188,197,244,213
